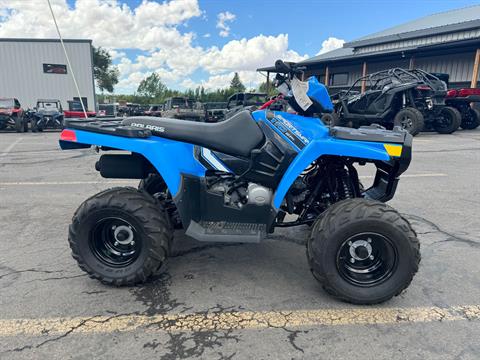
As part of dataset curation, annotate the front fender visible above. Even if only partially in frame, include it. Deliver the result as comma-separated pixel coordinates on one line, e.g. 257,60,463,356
61,129,205,195
273,138,392,208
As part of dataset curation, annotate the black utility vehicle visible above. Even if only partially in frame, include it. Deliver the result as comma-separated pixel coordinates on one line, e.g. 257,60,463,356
323,68,461,135
225,92,267,119
31,99,64,132
204,102,227,122
144,104,163,117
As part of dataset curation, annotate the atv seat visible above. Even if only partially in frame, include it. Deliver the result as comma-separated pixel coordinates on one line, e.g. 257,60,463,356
122,110,264,157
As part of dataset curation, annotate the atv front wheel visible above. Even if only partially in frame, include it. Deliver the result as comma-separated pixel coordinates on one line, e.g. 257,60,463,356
68,187,173,286
393,107,424,136
307,198,420,304
460,108,480,130
434,106,461,134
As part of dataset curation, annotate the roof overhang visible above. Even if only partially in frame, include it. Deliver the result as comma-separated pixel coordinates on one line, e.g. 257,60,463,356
257,37,480,73
344,19,480,48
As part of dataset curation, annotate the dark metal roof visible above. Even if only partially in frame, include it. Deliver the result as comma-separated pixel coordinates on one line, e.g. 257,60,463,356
345,5,480,48
300,47,355,64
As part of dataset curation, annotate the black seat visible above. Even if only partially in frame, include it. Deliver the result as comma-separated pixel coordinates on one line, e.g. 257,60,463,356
122,110,264,157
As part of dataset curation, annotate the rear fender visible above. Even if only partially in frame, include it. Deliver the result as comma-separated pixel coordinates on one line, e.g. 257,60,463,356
60,129,205,195
273,138,395,209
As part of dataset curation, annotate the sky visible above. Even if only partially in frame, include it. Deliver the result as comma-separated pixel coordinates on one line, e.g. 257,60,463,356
0,0,478,94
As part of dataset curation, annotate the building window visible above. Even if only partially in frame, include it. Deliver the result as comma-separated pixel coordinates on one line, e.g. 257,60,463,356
72,97,89,110
317,74,326,84
43,63,67,74
330,73,349,86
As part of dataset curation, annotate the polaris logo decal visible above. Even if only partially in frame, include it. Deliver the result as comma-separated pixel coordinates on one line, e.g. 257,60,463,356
130,123,165,133
267,115,310,149
276,115,310,145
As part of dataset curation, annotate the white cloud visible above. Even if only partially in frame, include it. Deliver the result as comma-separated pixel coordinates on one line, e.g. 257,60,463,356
181,70,264,91
0,0,201,50
216,11,235,37
0,1,308,93
109,49,126,60
316,37,345,55
203,33,211,38
200,34,307,74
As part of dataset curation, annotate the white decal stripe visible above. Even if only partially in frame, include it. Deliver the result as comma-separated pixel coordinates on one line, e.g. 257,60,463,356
201,148,230,172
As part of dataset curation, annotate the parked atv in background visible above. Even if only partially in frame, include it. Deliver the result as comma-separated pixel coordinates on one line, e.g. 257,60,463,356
224,92,267,119
59,59,420,305
162,97,205,121
204,102,227,122
117,103,142,117
446,88,480,129
323,68,461,135
144,104,164,117
31,99,64,132
432,72,480,130
64,100,96,119
0,97,27,132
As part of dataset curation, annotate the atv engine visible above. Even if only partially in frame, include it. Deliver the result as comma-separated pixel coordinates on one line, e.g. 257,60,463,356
206,173,272,208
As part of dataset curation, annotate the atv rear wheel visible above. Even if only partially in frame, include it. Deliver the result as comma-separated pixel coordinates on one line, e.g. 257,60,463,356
434,106,461,134
393,107,424,136
68,187,173,286
14,116,24,133
307,198,420,304
460,107,480,130
139,174,182,228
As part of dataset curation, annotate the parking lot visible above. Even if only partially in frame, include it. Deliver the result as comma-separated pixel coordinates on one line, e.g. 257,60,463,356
0,129,479,359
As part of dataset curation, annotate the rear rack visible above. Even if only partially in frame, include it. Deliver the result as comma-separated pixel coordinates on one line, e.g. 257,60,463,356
64,118,151,138
331,124,407,144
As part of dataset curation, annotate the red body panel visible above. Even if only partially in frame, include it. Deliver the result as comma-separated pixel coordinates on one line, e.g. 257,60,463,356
64,110,96,118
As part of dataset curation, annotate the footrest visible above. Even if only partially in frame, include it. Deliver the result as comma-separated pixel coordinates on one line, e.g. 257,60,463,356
186,221,267,243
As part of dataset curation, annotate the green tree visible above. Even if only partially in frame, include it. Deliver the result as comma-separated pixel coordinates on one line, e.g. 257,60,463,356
137,72,167,100
258,82,277,97
230,72,245,93
93,46,119,93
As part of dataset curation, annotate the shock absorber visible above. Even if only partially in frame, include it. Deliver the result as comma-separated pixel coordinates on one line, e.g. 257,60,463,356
337,167,353,200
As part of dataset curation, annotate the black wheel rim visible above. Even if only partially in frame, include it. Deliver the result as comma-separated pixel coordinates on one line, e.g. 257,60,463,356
437,111,453,129
90,217,141,267
336,232,397,287
400,115,414,130
463,109,475,126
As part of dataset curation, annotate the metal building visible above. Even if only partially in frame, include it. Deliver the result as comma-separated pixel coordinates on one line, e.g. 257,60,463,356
259,5,480,92
0,38,95,110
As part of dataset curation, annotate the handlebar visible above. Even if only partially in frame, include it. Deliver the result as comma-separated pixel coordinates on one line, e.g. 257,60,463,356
274,59,306,74
275,59,291,73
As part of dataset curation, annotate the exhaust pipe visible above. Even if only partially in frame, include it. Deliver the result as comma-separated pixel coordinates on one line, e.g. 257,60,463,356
95,154,149,179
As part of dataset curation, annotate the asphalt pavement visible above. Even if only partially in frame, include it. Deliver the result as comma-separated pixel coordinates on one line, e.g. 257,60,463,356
0,128,479,359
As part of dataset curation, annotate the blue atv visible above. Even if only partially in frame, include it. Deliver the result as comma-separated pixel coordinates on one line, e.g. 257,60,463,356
60,60,420,304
